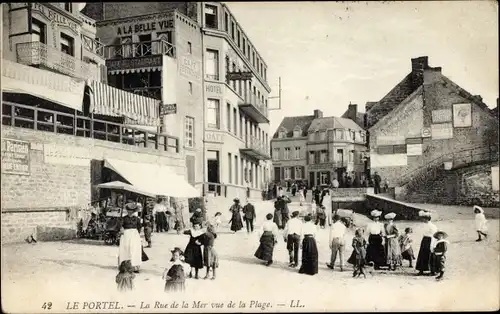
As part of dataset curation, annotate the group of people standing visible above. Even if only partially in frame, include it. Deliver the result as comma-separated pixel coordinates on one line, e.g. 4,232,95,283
228,198,257,233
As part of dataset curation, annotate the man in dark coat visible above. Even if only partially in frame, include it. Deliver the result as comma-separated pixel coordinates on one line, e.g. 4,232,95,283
373,172,382,194
278,196,291,230
243,201,256,233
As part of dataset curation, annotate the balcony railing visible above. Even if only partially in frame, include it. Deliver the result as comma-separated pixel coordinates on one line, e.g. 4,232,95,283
240,135,270,160
16,41,100,81
2,102,179,153
122,86,162,100
82,34,105,58
239,92,269,124
104,39,175,60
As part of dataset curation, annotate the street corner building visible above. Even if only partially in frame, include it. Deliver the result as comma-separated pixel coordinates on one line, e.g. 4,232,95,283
271,109,368,189
365,56,499,207
0,2,202,244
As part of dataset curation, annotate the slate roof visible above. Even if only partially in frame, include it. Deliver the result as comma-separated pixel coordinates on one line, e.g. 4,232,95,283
341,110,365,128
307,116,364,133
492,106,499,118
272,115,315,138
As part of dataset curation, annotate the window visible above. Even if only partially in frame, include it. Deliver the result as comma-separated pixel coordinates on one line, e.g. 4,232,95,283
335,129,344,140
308,132,315,141
237,30,241,47
224,12,229,31
349,150,354,163
284,167,291,180
64,3,72,12
205,5,218,29
231,21,235,39
272,148,280,161
279,130,286,138
351,131,356,141
243,38,246,54
309,151,315,164
315,131,320,141
226,103,231,132
295,167,302,179
284,147,290,160
320,172,329,185
320,150,328,163
184,117,194,148
157,31,173,44
247,44,250,57
207,99,220,129
228,153,232,184
205,49,219,80
225,56,230,84
31,19,46,44
187,41,192,54
235,156,239,184
320,131,326,141
252,51,255,66
240,116,243,139
188,82,193,94
137,34,152,56
233,108,237,135
294,147,301,159
60,33,74,56
360,132,366,143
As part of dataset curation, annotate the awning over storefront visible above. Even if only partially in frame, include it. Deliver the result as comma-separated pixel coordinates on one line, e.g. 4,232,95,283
96,181,157,198
104,158,200,198
1,59,85,111
108,67,162,75
88,80,160,127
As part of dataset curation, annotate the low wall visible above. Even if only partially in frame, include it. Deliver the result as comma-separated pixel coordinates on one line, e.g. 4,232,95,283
365,194,425,220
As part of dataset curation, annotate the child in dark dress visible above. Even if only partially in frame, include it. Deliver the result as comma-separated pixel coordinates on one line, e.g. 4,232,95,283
116,260,135,292
432,231,449,281
163,247,190,292
183,223,204,279
347,228,367,278
399,227,415,267
199,223,219,280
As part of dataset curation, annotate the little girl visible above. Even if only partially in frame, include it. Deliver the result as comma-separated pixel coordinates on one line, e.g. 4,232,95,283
163,247,190,292
347,228,367,278
213,212,222,230
399,227,415,267
116,260,135,292
199,223,219,280
432,231,449,281
474,205,488,242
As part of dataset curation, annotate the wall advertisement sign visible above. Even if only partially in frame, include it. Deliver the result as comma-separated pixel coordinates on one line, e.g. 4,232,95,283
1,139,30,175
453,103,472,128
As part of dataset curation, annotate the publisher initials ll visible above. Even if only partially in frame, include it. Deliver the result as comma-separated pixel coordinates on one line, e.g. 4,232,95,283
290,300,304,308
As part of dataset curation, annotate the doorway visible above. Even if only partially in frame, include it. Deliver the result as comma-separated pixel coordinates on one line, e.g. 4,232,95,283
207,150,220,194
309,172,315,189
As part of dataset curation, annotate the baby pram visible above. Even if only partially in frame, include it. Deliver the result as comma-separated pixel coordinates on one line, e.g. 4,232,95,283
104,210,122,245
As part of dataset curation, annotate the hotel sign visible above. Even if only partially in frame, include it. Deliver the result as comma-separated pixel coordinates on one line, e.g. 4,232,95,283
205,83,223,95
1,139,30,175
106,55,162,71
32,3,79,34
205,131,224,143
226,71,253,81
117,19,174,35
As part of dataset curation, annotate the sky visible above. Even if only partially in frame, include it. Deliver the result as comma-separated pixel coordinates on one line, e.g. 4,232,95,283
226,1,499,134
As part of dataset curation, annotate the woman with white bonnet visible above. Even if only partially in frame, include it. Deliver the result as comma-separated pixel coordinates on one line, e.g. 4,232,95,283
415,210,438,276
473,205,488,242
383,212,402,271
365,210,386,270
118,203,143,272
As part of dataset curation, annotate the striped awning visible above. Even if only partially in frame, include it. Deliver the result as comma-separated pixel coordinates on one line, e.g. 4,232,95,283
88,80,160,126
108,67,162,75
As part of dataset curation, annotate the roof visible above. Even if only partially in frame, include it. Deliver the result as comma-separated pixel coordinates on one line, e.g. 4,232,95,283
272,115,315,139
307,116,364,133
492,106,499,118
341,110,365,128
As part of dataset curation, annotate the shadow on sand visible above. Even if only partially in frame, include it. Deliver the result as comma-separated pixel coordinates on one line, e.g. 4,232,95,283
40,258,163,276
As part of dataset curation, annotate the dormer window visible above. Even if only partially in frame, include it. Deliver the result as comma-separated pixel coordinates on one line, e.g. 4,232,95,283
278,128,287,138
293,126,302,138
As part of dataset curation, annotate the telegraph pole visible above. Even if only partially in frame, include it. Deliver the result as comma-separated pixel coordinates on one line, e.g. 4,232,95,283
268,77,281,111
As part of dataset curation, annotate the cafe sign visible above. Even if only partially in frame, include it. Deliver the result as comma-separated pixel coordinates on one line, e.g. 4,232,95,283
226,71,253,81
159,103,177,116
1,139,30,175
106,55,162,71
204,131,224,143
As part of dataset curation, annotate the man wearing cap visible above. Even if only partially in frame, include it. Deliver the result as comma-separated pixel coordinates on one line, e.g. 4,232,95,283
283,211,303,268
326,214,347,271
243,201,256,233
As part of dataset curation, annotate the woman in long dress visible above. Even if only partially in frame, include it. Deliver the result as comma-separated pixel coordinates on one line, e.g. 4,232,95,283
183,223,204,279
384,212,402,271
415,210,438,276
321,189,333,227
273,199,283,228
365,210,386,270
254,213,280,266
229,198,244,233
118,203,143,272
298,214,319,275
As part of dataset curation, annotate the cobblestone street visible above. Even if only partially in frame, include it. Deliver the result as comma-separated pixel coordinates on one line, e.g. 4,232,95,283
2,202,499,313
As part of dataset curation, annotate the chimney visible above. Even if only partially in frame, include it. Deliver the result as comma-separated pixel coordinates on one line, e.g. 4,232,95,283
473,95,483,103
347,104,358,122
313,110,323,118
411,56,429,87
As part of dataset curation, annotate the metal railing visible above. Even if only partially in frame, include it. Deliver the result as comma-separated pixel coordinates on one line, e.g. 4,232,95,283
2,102,179,153
245,135,270,157
16,41,100,81
399,145,499,188
104,39,175,60
123,87,162,100
242,92,268,118
82,34,105,58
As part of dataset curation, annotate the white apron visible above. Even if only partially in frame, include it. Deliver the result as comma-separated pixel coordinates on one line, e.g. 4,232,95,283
118,229,142,267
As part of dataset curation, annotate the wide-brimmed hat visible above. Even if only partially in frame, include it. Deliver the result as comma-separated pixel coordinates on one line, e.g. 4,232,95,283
291,210,300,218
171,247,184,255
215,212,222,217
433,231,448,239
384,212,396,220
195,208,202,213
473,205,484,213
233,198,240,203
370,210,382,217
125,203,139,211
418,210,432,218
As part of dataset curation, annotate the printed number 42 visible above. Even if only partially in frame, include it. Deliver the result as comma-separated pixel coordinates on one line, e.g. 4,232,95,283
42,302,53,310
